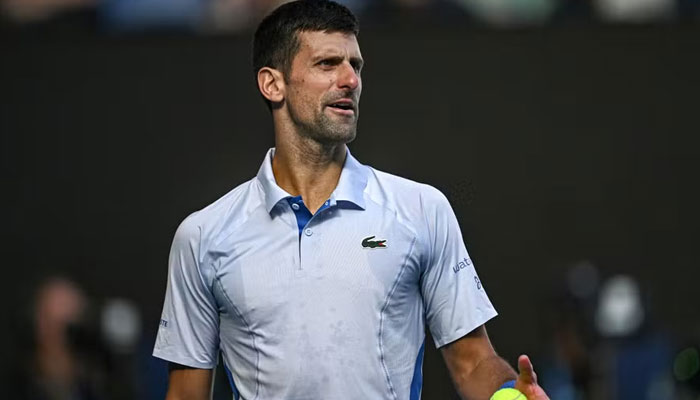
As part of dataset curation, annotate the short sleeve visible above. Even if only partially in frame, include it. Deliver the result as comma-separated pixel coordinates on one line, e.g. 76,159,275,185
153,215,220,369
419,187,498,348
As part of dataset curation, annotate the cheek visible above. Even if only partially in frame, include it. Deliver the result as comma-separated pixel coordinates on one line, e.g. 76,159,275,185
288,76,329,109
290,85,311,104
290,88,320,116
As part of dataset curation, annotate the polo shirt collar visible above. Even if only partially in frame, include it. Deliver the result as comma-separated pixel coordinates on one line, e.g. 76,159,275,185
256,147,368,214
332,148,368,210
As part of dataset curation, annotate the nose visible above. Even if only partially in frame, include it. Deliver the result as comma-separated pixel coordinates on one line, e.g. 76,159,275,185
337,61,360,91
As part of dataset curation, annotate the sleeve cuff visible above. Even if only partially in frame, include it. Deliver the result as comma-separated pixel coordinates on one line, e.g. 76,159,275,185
152,349,216,369
432,309,498,348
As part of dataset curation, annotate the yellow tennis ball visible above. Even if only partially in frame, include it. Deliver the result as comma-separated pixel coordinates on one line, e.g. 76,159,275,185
490,388,527,400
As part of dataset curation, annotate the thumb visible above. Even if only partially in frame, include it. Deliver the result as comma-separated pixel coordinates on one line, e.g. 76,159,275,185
517,354,538,385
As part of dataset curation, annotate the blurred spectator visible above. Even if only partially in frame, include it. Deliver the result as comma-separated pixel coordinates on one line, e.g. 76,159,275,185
9,277,110,400
203,0,369,33
540,268,679,400
203,0,256,32
363,0,470,27
673,344,700,398
595,275,675,400
97,0,206,32
593,0,676,22
0,0,94,23
539,262,599,400
452,0,559,26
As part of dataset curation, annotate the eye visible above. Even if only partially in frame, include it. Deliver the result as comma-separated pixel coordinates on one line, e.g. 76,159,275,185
318,59,335,67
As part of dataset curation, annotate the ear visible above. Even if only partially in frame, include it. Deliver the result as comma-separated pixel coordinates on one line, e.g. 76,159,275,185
257,67,285,104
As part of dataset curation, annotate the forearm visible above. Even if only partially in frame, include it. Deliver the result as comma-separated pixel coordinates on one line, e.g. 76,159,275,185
450,354,517,400
165,364,213,400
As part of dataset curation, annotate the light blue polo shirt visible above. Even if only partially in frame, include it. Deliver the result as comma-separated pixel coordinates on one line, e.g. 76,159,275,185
153,147,497,400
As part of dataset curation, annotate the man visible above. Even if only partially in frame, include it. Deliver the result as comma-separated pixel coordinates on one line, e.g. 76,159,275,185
153,1,549,399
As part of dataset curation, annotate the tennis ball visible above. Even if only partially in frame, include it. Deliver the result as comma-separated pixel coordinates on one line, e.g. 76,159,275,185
490,388,527,400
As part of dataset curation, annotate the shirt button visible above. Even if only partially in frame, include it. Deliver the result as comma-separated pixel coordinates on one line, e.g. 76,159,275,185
304,228,313,236
291,203,300,211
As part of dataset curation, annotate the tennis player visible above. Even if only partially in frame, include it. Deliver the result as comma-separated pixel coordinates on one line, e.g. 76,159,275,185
154,1,549,399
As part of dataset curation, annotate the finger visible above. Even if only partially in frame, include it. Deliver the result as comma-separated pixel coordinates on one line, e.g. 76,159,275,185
517,354,537,385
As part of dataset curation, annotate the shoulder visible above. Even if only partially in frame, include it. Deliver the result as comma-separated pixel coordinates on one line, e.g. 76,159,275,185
173,178,263,251
364,167,458,258
363,167,453,243
365,167,451,215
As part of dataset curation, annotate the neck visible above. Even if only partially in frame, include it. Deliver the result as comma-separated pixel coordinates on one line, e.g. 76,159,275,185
272,126,347,214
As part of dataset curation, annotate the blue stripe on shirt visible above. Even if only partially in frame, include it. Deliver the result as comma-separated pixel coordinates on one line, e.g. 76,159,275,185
410,339,426,400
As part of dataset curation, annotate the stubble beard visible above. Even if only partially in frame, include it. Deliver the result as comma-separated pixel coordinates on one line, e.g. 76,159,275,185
288,97,358,146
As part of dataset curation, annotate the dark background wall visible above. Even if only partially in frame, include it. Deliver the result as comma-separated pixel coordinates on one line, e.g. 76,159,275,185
2,24,699,398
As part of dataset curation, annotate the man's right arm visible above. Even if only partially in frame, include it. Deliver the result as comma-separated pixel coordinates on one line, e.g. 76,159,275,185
165,363,213,400
155,216,220,399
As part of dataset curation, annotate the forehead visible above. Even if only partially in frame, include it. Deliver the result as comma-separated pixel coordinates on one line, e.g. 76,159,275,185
295,30,361,58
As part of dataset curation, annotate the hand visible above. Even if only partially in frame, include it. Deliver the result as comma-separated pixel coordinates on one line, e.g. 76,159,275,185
514,354,549,400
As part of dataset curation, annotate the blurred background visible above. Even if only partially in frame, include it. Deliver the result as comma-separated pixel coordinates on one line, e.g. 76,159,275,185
2,0,700,399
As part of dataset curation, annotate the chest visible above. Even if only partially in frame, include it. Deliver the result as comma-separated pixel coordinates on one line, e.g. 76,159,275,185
210,206,420,323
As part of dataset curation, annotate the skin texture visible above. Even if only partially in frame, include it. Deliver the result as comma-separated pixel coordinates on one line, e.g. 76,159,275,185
165,29,549,400
165,366,212,400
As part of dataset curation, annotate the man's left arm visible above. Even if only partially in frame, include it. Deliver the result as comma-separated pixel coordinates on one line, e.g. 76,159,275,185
418,187,548,399
441,325,549,400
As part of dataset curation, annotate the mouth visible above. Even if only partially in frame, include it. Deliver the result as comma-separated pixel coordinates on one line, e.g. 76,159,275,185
326,99,356,116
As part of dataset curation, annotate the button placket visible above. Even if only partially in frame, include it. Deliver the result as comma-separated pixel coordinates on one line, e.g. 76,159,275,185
286,196,332,272
299,225,317,272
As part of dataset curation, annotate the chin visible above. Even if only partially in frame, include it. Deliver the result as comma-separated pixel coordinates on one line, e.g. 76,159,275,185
316,129,356,145
310,118,357,144
338,130,357,144
331,123,357,141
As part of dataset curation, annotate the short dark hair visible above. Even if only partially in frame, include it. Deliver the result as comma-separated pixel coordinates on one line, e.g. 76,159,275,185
253,0,359,108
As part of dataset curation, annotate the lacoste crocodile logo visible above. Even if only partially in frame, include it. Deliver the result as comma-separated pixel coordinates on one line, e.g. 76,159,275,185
362,236,387,249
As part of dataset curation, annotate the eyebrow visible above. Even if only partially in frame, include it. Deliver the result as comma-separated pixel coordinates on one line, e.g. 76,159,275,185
311,53,364,68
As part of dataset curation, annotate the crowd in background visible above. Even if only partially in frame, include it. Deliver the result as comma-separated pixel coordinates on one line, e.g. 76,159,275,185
1,0,700,33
